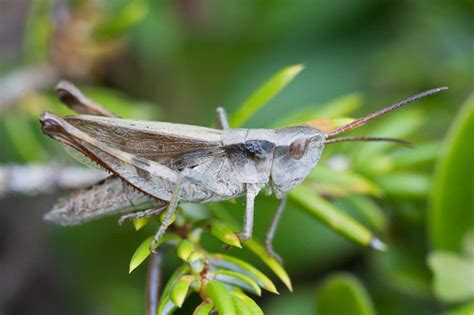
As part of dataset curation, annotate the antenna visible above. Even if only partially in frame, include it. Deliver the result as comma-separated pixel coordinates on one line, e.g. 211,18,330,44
326,87,448,138
325,136,412,146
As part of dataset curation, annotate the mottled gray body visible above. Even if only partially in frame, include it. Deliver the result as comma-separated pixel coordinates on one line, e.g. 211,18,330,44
43,114,324,226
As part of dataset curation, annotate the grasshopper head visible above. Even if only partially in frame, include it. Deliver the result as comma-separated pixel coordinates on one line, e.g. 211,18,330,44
269,87,448,197
270,126,325,196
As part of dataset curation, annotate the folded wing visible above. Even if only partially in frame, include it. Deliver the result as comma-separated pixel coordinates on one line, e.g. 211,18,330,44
65,115,226,170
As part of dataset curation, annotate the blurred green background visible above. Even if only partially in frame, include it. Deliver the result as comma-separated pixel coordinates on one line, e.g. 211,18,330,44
0,0,472,314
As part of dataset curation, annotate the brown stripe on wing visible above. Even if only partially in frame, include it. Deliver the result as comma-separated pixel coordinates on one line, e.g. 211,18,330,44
64,118,224,167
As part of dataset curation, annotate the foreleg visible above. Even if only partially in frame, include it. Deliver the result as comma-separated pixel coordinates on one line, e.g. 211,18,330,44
150,177,183,254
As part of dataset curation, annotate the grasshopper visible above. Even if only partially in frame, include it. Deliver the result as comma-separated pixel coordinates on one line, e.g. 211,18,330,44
40,81,447,260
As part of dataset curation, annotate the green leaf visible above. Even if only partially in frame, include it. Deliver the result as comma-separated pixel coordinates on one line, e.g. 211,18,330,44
230,64,304,127
214,269,262,296
208,204,291,291
343,195,388,233
309,165,381,197
315,273,375,315
210,220,242,248
428,251,474,303
242,239,293,292
204,280,236,315
429,95,474,251
230,291,264,315
193,302,214,315
209,254,278,294
176,239,195,261
290,185,384,251
129,233,180,273
231,294,252,315
94,0,148,40
274,92,362,127
171,275,194,308
375,172,430,199
157,265,190,315
390,142,441,169
353,110,424,172
132,217,149,230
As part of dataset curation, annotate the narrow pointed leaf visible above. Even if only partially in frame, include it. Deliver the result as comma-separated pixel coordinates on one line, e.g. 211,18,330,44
176,239,195,261
171,275,195,308
243,239,293,292
129,233,180,273
132,217,149,230
209,253,278,294
290,186,382,250
208,204,289,291
157,265,190,315
193,302,214,315
353,110,423,166
274,93,362,127
309,165,381,197
430,95,474,251
204,280,236,315
210,220,242,248
214,269,262,296
231,64,304,127
230,291,264,315
344,195,388,233
232,294,252,315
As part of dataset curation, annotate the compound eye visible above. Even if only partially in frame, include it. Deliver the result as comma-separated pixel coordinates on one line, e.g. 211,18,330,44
289,138,307,160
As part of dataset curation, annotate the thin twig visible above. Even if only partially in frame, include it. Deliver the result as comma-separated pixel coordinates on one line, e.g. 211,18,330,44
146,249,164,315
0,164,106,197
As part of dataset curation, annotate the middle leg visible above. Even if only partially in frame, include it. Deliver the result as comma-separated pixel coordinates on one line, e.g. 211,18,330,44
237,183,261,241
